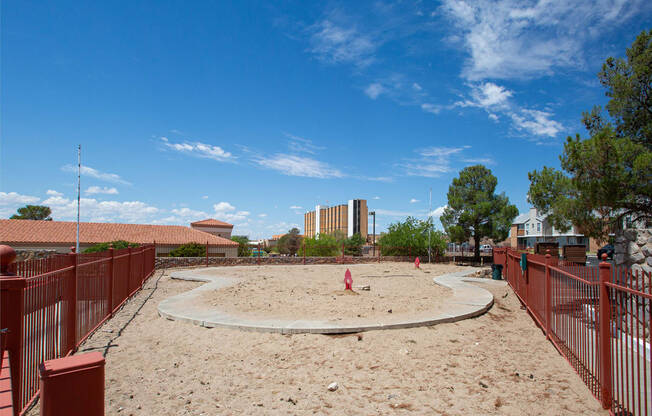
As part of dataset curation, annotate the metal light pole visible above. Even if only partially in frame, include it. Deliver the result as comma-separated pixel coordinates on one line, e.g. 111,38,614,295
369,211,376,256
428,188,432,264
76,145,81,254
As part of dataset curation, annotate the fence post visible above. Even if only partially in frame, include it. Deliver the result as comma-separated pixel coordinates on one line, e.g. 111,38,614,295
68,252,78,353
598,254,613,410
206,241,209,267
0,245,26,415
257,243,261,265
545,252,552,340
108,248,115,317
128,246,133,294
302,240,306,265
378,245,381,263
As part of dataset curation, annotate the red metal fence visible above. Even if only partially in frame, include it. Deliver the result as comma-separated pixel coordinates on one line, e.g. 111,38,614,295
0,245,155,416
494,247,651,415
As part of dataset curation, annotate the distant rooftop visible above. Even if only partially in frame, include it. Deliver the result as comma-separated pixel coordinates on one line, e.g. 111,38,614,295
190,218,234,228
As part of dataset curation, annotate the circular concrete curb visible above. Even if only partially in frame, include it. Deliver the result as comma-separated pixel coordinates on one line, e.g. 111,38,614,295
157,267,503,334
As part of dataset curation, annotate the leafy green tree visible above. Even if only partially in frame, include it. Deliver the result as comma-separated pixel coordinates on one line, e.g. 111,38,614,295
441,165,518,260
277,228,302,256
231,235,252,257
169,242,206,257
83,240,139,253
10,205,52,220
528,30,652,239
343,233,365,256
378,217,448,258
300,234,340,257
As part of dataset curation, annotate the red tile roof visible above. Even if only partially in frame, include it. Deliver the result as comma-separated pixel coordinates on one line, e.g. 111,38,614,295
190,218,234,228
0,219,238,246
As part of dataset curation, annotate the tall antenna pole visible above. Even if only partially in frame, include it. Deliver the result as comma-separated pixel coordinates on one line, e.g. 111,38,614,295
428,187,432,263
76,144,81,254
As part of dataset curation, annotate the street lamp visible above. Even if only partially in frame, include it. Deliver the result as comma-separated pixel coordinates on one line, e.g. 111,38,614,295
369,211,376,256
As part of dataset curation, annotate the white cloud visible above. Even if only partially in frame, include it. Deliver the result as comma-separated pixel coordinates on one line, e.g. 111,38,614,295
399,145,497,178
258,213,268,218
213,201,250,223
372,196,381,200
160,137,234,162
488,113,499,122
201,195,209,199
86,186,119,195
421,103,442,115
429,205,447,218
62,165,131,185
364,83,385,99
0,192,41,217
455,82,512,109
253,154,344,179
412,82,423,91
440,0,642,81
410,198,419,204
42,195,159,223
290,205,303,210
309,19,377,67
510,109,563,137
46,190,63,197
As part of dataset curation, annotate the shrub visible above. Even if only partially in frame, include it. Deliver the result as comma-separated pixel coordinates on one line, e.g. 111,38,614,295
300,234,340,257
83,240,139,253
378,217,447,257
169,242,206,257
231,235,252,257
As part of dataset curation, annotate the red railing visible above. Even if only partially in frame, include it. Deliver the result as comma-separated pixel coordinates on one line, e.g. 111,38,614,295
0,244,155,416
493,247,651,415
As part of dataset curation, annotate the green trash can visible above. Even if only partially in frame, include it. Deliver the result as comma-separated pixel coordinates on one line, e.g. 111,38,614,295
491,264,503,280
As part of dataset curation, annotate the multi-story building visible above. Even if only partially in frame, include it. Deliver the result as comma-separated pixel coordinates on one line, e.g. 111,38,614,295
510,207,600,252
304,199,368,239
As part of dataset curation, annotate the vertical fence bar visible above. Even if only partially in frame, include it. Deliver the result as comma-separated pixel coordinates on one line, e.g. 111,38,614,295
257,243,261,265
598,255,612,410
108,248,114,317
545,253,551,340
206,241,209,267
67,253,78,353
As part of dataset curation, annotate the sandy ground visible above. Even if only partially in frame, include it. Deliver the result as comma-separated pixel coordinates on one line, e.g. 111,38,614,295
27,262,606,416
197,264,463,322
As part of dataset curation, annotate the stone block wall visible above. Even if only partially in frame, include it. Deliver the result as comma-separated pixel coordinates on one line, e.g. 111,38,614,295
15,249,59,262
614,228,652,276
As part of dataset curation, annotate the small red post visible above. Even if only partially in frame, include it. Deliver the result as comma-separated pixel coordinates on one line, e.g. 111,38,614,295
545,252,551,339
414,256,420,269
206,241,209,267
598,253,612,410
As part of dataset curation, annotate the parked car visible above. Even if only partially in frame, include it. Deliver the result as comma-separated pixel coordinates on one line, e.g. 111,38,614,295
597,244,614,260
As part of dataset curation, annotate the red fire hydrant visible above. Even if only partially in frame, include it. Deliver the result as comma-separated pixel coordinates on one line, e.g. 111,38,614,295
344,269,353,290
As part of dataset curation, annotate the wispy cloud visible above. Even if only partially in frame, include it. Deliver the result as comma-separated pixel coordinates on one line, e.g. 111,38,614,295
62,165,131,185
86,186,119,195
284,132,326,154
364,83,385,99
440,0,643,81
160,137,234,162
410,198,419,204
399,145,496,178
289,205,303,210
42,194,159,223
309,19,377,68
455,82,512,109
372,196,381,200
213,201,250,223
253,154,344,179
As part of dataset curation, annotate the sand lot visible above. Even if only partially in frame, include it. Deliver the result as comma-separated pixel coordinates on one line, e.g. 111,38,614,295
27,262,606,415
197,263,464,322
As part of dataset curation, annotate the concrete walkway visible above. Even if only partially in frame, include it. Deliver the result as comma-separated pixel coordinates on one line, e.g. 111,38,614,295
157,268,505,334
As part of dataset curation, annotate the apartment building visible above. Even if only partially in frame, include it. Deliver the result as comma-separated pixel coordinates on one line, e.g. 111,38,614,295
510,208,600,252
304,199,368,239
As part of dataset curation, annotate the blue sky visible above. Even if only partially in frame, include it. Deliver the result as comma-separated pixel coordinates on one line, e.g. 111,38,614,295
1,1,650,238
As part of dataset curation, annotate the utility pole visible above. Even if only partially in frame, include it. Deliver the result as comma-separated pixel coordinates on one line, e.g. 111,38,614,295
76,144,81,254
369,211,376,256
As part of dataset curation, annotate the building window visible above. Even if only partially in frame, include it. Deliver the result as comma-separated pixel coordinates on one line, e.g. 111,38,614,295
537,223,540,232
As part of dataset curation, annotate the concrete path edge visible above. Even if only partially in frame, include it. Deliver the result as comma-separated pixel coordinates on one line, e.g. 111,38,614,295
157,267,505,334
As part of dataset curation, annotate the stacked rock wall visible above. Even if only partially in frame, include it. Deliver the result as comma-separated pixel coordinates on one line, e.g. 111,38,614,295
614,228,652,276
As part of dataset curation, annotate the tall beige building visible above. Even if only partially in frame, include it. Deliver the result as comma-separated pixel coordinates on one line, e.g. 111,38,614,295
304,199,368,239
